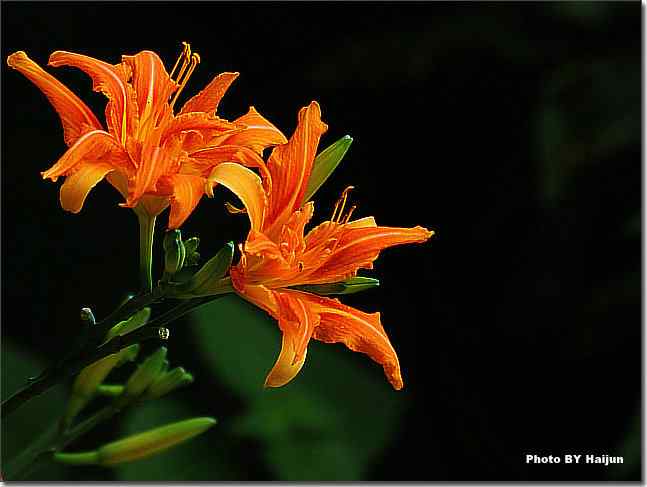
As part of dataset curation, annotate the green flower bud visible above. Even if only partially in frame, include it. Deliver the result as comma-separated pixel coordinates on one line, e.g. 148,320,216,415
54,417,217,466
115,344,141,367
291,276,379,296
168,242,234,298
163,229,186,275
144,367,194,399
95,384,125,397
62,344,140,426
116,347,167,407
304,135,353,202
102,308,151,346
63,353,122,427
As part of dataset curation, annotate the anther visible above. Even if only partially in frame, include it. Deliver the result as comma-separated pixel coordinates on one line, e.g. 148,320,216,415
170,42,191,80
342,205,357,224
334,186,354,223
170,51,200,110
224,201,247,214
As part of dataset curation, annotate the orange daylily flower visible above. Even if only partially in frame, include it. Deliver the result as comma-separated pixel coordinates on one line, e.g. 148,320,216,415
7,43,286,228
208,101,433,390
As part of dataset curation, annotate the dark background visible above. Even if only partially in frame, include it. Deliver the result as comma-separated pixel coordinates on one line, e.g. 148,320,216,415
1,1,641,482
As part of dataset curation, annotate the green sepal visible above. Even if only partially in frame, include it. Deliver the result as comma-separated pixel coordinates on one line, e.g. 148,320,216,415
54,417,217,466
184,237,201,266
167,242,234,298
102,308,151,346
291,276,380,296
163,230,186,275
304,135,353,202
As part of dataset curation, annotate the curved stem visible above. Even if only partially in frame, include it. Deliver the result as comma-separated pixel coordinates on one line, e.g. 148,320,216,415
137,212,156,293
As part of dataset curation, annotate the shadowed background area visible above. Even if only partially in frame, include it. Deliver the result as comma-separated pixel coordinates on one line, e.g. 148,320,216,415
1,1,641,481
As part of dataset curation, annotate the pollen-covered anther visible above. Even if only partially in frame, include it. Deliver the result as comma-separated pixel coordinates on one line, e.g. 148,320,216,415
170,47,201,109
170,42,191,80
224,201,247,214
331,185,355,223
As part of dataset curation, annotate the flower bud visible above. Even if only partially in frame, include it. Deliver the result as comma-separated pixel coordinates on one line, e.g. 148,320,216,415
63,353,121,427
291,276,379,296
116,347,167,407
168,242,234,298
54,417,217,466
95,384,124,397
115,344,141,366
304,135,353,202
62,344,140,426
163,230,186,275
144,367,194,399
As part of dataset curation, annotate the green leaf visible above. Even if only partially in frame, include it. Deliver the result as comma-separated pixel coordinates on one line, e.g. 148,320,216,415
304,135,353,202
191,295,405,480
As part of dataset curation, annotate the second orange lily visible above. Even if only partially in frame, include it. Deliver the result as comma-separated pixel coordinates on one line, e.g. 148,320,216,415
208,101,434,390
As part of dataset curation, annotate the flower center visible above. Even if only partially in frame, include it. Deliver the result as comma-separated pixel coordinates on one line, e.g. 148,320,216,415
169,42,201,110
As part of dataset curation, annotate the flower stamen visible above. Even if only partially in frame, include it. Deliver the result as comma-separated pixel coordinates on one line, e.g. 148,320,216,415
331,186,354,223
169,42,191,80
170,51,200,110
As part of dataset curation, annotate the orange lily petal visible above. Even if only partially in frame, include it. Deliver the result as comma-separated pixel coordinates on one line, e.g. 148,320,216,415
59,161,115,213
264,101,328,233
205,162,266,231
179,72,239,115
107,171,168,218
6,51,102,146
41,129,125,181
49,51,137,143
303,223,434,283
306,293,404,390
126,144,175,205
235,286,318,388
121,51,177,133
218,106,287,155
265,332,308,388
158,174,206,229
162,113,238,142
190,144,271,184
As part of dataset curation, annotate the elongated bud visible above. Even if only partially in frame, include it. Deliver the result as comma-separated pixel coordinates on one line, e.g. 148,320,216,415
96,384,125,397
144,367,194,399
116,347,167,407
168,242,234,298
102,308,151,345
304,135,353,202
54,417,217,466
291,276,379,296
163,230,186,275
62,344,140,426
63,353,121,427
115,344,141,366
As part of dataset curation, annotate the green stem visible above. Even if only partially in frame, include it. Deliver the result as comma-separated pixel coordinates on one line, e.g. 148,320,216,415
137,212,156,293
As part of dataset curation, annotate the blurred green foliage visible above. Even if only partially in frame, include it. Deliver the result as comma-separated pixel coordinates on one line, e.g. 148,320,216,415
1,343,67,480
